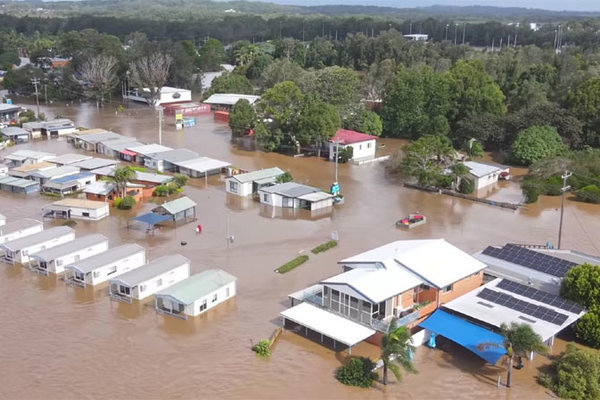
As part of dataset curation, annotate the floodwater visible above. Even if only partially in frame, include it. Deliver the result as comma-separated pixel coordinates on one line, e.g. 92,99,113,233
1,100,599,399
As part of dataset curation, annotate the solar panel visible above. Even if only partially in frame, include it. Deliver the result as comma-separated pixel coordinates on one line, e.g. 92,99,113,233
477,288,570,326
482,244,577,278
496,279,585,314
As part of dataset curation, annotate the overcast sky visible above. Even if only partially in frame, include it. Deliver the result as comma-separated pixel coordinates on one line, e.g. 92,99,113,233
259,0,600,12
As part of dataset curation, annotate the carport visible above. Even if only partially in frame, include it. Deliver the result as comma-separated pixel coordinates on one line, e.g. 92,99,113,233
128,212,171,234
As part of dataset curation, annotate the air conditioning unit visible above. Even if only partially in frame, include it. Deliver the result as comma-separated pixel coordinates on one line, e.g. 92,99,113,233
394,307,402,317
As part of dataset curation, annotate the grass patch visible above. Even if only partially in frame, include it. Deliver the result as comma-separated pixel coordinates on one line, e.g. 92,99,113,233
311,240,338,254
276,255,309,274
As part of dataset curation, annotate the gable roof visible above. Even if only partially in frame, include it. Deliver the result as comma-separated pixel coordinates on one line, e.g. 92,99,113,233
0,226,74,252
330,129,377,145
65,244,145,273
2,127,29,136
30,234,108,262
230,167,284,184
84,181,115,196
147,149,199,163
0,218,42,237
31,165,80,179
109,254,190,287
71,158,118,170
156,269,236,305
175,157,230,173
203,94,260,106
5,150,55,161
47,153,92,166
126,144,173,156
259,182,322,198
463,161,507,178
153,196,197,215
340,239,486,289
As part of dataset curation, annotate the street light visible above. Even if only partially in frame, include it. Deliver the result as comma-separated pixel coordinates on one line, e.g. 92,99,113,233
445,24,449,41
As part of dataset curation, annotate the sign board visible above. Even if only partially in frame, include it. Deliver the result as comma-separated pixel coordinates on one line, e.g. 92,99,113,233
330,182,340,195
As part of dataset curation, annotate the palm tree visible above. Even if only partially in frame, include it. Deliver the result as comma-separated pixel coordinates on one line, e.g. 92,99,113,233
449,163,470,190
380,320,417,385
109,166,136,198
479,322,547,388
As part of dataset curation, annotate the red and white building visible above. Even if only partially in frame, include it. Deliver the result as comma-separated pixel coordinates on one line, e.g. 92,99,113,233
328,129,378,162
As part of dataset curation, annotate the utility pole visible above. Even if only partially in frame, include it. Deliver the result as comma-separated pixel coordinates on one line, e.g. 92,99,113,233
445,24,449,41
44,83,48,104
158,106,163,145
31,78,40,118
557,170,572,249
462,23,466,45
454,24,458,45
334,139,339,183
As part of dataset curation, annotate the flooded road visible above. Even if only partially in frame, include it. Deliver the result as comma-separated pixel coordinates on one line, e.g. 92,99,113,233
1,101,599,399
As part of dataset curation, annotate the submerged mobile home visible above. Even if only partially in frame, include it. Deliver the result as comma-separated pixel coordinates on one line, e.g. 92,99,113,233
30,234,109,275
109,254,190,303
64,244,146,287
155,269,237,319
0,226,75,265
0,218,43,244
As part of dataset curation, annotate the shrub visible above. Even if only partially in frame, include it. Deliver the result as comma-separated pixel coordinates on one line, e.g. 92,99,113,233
117,195,136,210
544,175,564,196
276,255,309,274
276,171,293,184
335,357,378,388
174,173,189,188
252,340,271,357
511,125,567,166
113,197,122,208
153,185,169,197
522,179,544,203
574,308,600,349
458,177,475,194
435,174,453,189
131,166,146,172
311,240,338,254
338,146,354,163
575,185,600,204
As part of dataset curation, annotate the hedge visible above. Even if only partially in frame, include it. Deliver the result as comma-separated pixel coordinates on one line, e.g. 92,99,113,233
311,240,338,254
276,255,309,274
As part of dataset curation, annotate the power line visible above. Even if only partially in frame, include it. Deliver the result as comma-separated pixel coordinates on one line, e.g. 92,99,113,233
557,170,572,249
30,78,40,117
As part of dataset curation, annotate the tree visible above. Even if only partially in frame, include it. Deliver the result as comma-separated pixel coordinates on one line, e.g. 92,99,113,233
173,174,189,188
449,163,471,190
511,126,568,166
382,66,451,139
344,110,383,136
314,66,361,118
335,357,378,388
275,171,293,183
363,59,397,102
569,77,600,147
452,113,505,150
229,99,256,137
295,97,340,155
254,122,282,152
258,81,303,130
129,52,173,107
79,55,119,107
561,263,600,309
198,38,225,72
380,321,417,385
574,306,600,349
479,323,547,388
109,166,136,198
206,72,253,96
391,135,454,186
259,59,311,93
465,138,484,159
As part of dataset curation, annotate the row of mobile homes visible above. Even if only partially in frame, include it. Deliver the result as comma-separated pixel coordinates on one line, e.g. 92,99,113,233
97,138,144,159
8,162,55,179
0,226,75,265
0,176,40,194
30,234,109,275
3,150,56,167
155,269,237,319
42,172,96,196
22,119,76,139
65,244,146,287
70,158,118,172
152,197,197,223
47,153,92,167
226,167,284,197
0,218,43,244
109,254,191,303
30,165,80,185
175,157,231,178
1,127,30,143
125,144,172,165
258,182,334,211
42,198,110,221
144,149,199,172
71,131,123,152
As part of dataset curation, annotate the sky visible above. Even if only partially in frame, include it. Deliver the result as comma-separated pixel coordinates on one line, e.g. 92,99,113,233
256,0,600,12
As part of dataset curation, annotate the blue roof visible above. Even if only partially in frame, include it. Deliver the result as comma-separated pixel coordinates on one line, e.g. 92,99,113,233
419,310,506,364
131,212,171,225
51,172,94,184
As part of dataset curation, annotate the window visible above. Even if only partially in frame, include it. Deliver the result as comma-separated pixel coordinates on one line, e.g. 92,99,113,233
56,259,63,267
359,145,362,150
225,287,230,297
367,142,372,148
93,271,100,278
82,212,90,217
229,181,238,193
263,193,268,202
139,284,146,292
200,299,207,312
119,286,130,295
107,266,117,276
442,284,453,293
156,278,163,286
420,284,430,290
75,272,84,281
212,293,218,303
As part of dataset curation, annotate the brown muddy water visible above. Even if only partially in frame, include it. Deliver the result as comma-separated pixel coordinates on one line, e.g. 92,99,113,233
1,101,599,399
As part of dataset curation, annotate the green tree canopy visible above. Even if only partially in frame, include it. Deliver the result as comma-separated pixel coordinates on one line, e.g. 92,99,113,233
511,125,568,166
314,66,361,117
344,109,383,136
561,263,600,309
295,96,340,149
229,99,256,137
569,77,600,147
392,135,455,186
206,72,253,96
253,122,282,152
380,322,417,385
258,81,303,129
198,38,225,72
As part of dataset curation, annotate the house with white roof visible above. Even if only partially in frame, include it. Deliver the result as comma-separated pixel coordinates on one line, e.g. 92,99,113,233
47,153,93,166
462,161,509,190
203,93,260,111
328,129,378,162
258,182,334,211
70,157,119,171
225,167,284,197
144,149,199,172
97,137,144,159
30,165,80,185
30,234,109,275
124,86,192,106
0,226,75,265
0,218,43,244
1,126,30,143
125,144,173,165
175,157,231,178
283,239,486,351
3,150,56,167
42,198,110,221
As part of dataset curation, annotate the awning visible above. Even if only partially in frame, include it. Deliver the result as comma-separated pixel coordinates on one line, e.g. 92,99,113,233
281,302,375,346
121,150,137,157
419,310,506,364
131,213,171,225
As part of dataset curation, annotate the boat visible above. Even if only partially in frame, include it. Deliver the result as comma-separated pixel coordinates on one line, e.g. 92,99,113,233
396,213,427,229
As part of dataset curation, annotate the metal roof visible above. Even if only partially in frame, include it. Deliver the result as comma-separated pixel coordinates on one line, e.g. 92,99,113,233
100,137,144,152
463,161,507,178
175,157,230,173
30,234,108,262
5,150,55,161
71,158,118,170
153,196,197,215
44,198,109,210
297,192,334,202
109,254,190,287
230,167,284,184
0,104,21,112
131,213,171,225
0,218,42,236
47,154,92,165
84,181,115,196
10,162,56,173
0,226,74,252
259,182,322,198
65,244,145,273
126,144,173,156
203,93,260,106
47,172,94,184
77,131,124,144
135,171,173,184
31,165,80,179
0,176,40,188
148,149,199,163
156,269,236,305
2,127,29,136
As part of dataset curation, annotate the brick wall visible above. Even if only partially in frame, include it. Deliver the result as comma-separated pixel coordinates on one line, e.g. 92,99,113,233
439,271,483,304
400,289,414,309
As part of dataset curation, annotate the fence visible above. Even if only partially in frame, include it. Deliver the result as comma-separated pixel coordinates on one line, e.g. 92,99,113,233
404,183,521,210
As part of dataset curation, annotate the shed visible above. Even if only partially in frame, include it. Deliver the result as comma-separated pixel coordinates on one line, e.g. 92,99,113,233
65,243,146,287
42,172,96,196
155,269,237,319
109,254,191,302
42,198,110,221
0,226,75,265
152,196,197,223
30,234,109,275
0,218,43,244
258,182,334,211
462,161,510,190
1,126,30,143
0,176,40,194
203,94,260,110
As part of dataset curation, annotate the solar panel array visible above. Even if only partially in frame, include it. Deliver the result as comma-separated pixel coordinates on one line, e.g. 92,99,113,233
496,279,585,314
482,244,577,277
477,288,569,326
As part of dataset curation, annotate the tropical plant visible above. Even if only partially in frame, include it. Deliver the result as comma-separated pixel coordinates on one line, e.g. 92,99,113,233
335,357,378,388
109,166,136,198
173,173,189,188
458,177,475,194
449,163,470,190
479,322,547,388
275,171,293,183
118,195,136,210
252,340,271,357
380,320,417,385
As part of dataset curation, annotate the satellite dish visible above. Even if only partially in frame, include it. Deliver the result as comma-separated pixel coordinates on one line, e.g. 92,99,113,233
172,92,181,99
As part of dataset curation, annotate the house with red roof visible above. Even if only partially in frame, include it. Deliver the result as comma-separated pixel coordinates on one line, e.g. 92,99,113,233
329,129,378,162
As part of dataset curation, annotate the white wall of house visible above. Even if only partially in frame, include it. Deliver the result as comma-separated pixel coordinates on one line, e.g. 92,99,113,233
185,280,236,317
6,233,75,264
77,251,146,286
131,263,190,300
259,191,286,208
471,173,499,190
225,179,252,197
309,198,334,211
0,224,43,244
144,158,166,172
35,241,109,274
328,139,376,161
63,205,109,221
